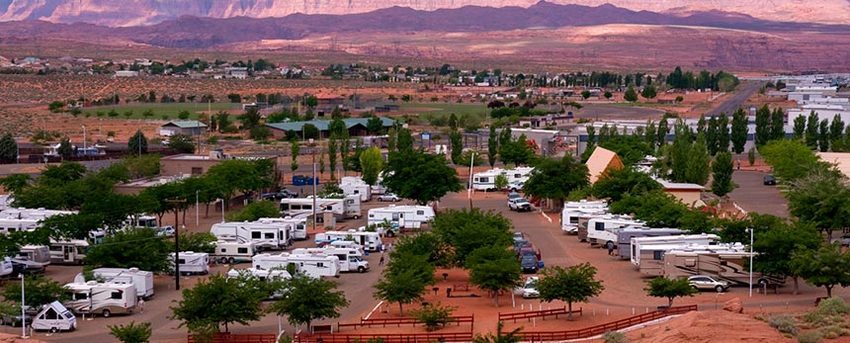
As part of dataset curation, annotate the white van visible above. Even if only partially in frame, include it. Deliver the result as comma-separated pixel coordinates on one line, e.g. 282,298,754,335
32,301,76,332
212,241,257,264
63,282,137,317
87,268,154,300
170,252,209,275
48,240,89,265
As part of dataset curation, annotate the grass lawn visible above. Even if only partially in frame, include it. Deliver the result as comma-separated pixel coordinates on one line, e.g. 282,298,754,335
398,102,489,117
81,103,240,120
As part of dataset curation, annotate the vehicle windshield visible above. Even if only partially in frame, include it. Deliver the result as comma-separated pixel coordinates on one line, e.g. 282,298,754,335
524,279,537,288
521,255,537,264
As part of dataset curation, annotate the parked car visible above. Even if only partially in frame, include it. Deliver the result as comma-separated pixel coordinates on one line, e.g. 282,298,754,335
156,226,175,237
831,235,850,246
508,198,532,212
262,189,298,200
763,175,777,186
377,193,400,202
0,306,35,327
507,192,522,201
688,275,729,292
513,277,539,298
507,181,524,192
512,232,525,243
520,255,540,273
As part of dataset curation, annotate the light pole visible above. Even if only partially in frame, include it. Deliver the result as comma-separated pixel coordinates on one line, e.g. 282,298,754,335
166,198,186,290
309,139,318,233
195,190,200,228
467,151,475,210
81,125,86,156
19,273,27,339
748,227,754,297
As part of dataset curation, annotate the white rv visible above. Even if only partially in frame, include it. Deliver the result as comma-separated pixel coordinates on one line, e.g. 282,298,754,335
212,241,257,264
661,243,783,285
210,221,292,250
31,301,76,332
280,195,362,220
586,216,644,247
87,268,154,299
0,258,13,278
170,252,209,275
292,247,369,273
0,208,75,220
560,200,609,234
256,216,308,240
0,218,39,234
342,176,386,195
253,253,341,278
472,167,534,191
340,182,372,202
315,230,383,252
48,240,89,265
630,234,722,269
616,227,685,260
63,281,137,317
367,205,435,235
17,245,51,265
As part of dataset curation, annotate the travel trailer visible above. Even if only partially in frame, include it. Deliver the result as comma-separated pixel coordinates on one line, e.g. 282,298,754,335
31,301,76,332
560,200,609,234
170,252,209,275
280,195,362,220
315,230,383,252
210,221,292,250
291,247,369,273
48,240,89,265
342,176,387,195
253,253,341,278
63,281,137,317
227,268,292,282
630,234,721,269
87,268,154,299
212,241,257,264
17,245,51,265
662,244,783,286
256,217,308,240
586,216,644,247
340,182,372,202
367,205,435,235
0,218,39,234
615,227,685,260
0,208,75,221
472,167,534,191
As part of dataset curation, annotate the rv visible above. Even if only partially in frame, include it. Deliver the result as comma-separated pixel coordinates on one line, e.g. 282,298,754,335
662,244,783,286
0,208,75,221
367,205,435,235
257,216,309,240
63,281,137,317
630,234,722,269
616,227,685,260
315,230,383,252
0,258,13,278
48,240,89,265
342,176,387,195
210,221,292,250
87,268,154,299
586,216,644,247
472,167,534,191
292,247,369,273
340,182,372,202
280,196,362,220
0,218,39,234
560,200,608,234
212,241,257,264
227,268,292,282
170,252,209,275
253,253,341,278
17,245,51,265
31,301,76,332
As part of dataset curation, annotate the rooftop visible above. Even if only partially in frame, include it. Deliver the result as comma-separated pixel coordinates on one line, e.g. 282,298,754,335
655,178,705,191
162,120,207,129
266,117,394,132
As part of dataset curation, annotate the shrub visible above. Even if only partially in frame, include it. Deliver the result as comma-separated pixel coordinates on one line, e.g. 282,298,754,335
411,304,453,332
804,298,850,326
603,331,628,343
769,314,798,335
797,330,823,343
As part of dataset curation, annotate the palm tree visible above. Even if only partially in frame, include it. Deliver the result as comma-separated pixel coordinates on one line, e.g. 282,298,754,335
473,322,522,343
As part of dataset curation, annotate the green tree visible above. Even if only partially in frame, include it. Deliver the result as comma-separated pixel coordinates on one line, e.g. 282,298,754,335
760,140,826,181
177,110,191,120
57,137,73,159
0,133,18,163
523,156,589,206
537,263,605,318
359,147,384,186
792,243,850,298
684,135,710,185
592,167,660,202
366,116,385,134
793,115,806,140
581,90,591,99
705,115,719,156
771,108,785,141
397,128,414,152
499,134,535,167
787,172,850,241
175,232,217,254
598,135,653,166
717,113,730,153
755,105,771,147
754,221,821,294
167,134,195,154
731,109,748,154
640,84,657,99
711,151,734,196
3,275,68,307
488,126,499,167
604,91,613,100
805,111,820,149
128,130,148,155
373,253,434,314
269,275,349,333
290,139,299,173
623,86,638,102
645,277,697,307
383,149,462,204
109,321,152,343
819,119,830,152
226,201,279,222
432,209,513,265
171,274,267,333
656,119,669,147
0,174,29,194
466,246,521,306
829,114,846,152
327,139,338,180
85,228,171,272
450,130,463,164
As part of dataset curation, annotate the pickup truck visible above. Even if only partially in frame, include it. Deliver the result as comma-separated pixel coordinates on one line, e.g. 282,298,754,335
508,198,532,212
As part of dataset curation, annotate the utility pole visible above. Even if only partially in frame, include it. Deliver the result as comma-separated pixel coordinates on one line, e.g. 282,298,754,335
166,198,186,290
310,139,318,233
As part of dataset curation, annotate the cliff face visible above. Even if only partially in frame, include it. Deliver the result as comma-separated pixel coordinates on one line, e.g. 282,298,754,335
1,0,849,26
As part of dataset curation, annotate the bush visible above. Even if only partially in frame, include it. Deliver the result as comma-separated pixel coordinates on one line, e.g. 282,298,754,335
109,321,152,343
411,304,453,332
603,331,628,343
797,330,823,343
769,314,798,335
804,297,850,326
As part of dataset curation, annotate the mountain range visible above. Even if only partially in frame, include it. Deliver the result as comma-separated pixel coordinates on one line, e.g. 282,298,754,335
1,0,849,27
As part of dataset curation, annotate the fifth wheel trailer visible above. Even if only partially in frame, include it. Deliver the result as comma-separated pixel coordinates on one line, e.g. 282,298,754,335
367,205,435,234
616,227,685,260
560,200,608,234
662,244,784,286
586,215,644,247
63,281,137,317
253,253,341,278
210,221,292,250
630,233,721,271
315,230,383,252
85,268,154,299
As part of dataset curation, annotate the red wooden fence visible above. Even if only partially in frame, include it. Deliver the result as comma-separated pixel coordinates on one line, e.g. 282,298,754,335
519,305,698,341
187,333,276,343
293,332,474,343
498,307,582,323
337,315,474,331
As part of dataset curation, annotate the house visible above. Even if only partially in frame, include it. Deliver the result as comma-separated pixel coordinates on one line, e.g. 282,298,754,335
225,67,248,79
160,150,279,177
585,147,624,184
655,179,705,207
266,117,395,140
159,121,207,137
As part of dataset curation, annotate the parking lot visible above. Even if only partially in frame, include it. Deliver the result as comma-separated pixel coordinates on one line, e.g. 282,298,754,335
728,170,789,218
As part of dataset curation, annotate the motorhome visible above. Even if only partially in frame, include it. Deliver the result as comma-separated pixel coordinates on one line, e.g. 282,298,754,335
210,221,292,250
253,253,341,278
280,195,362,220
630,234,721,269
586,216,644,246
662,244,783,286
328,240,365,253
170,252,209,275
48,240,89,265
257,217,308,240
367,205,435,235
212,241,257,264
616,227,685,260
560,200,608,234
63,281,137,317
315,230,383,252
0,218,39,234
0,258,13,278
17,245,51,265
124,215,158,229
340,182,372,202
292,247,369,273
87,268,154,299
31,301,76,332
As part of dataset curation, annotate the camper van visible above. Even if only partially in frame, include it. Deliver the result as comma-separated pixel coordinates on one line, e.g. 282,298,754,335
31,301,76,332
49,240,89,265
315,230,383,252
63,282,137,317
253,253,341,278
17,245,51,265
292,247,369,273
586,216,644,247
560,200,608,234
662,244,783,286
630,234,721,269
212,241,257,264
280,196,362,220
367,205,435,235
615,227,685,260
210,221,292,250
87,268,154,299
340,182,372,202
170,252,209,275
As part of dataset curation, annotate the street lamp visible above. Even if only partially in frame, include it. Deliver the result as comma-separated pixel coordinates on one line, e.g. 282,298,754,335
309,139,317,233
747,227,754,297
19,273,27,339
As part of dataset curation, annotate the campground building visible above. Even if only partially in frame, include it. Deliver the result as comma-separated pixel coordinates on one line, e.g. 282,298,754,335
265,117,395,140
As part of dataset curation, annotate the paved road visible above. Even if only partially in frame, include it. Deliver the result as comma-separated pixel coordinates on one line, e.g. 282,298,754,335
728,170,789,218
706,81,763,117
